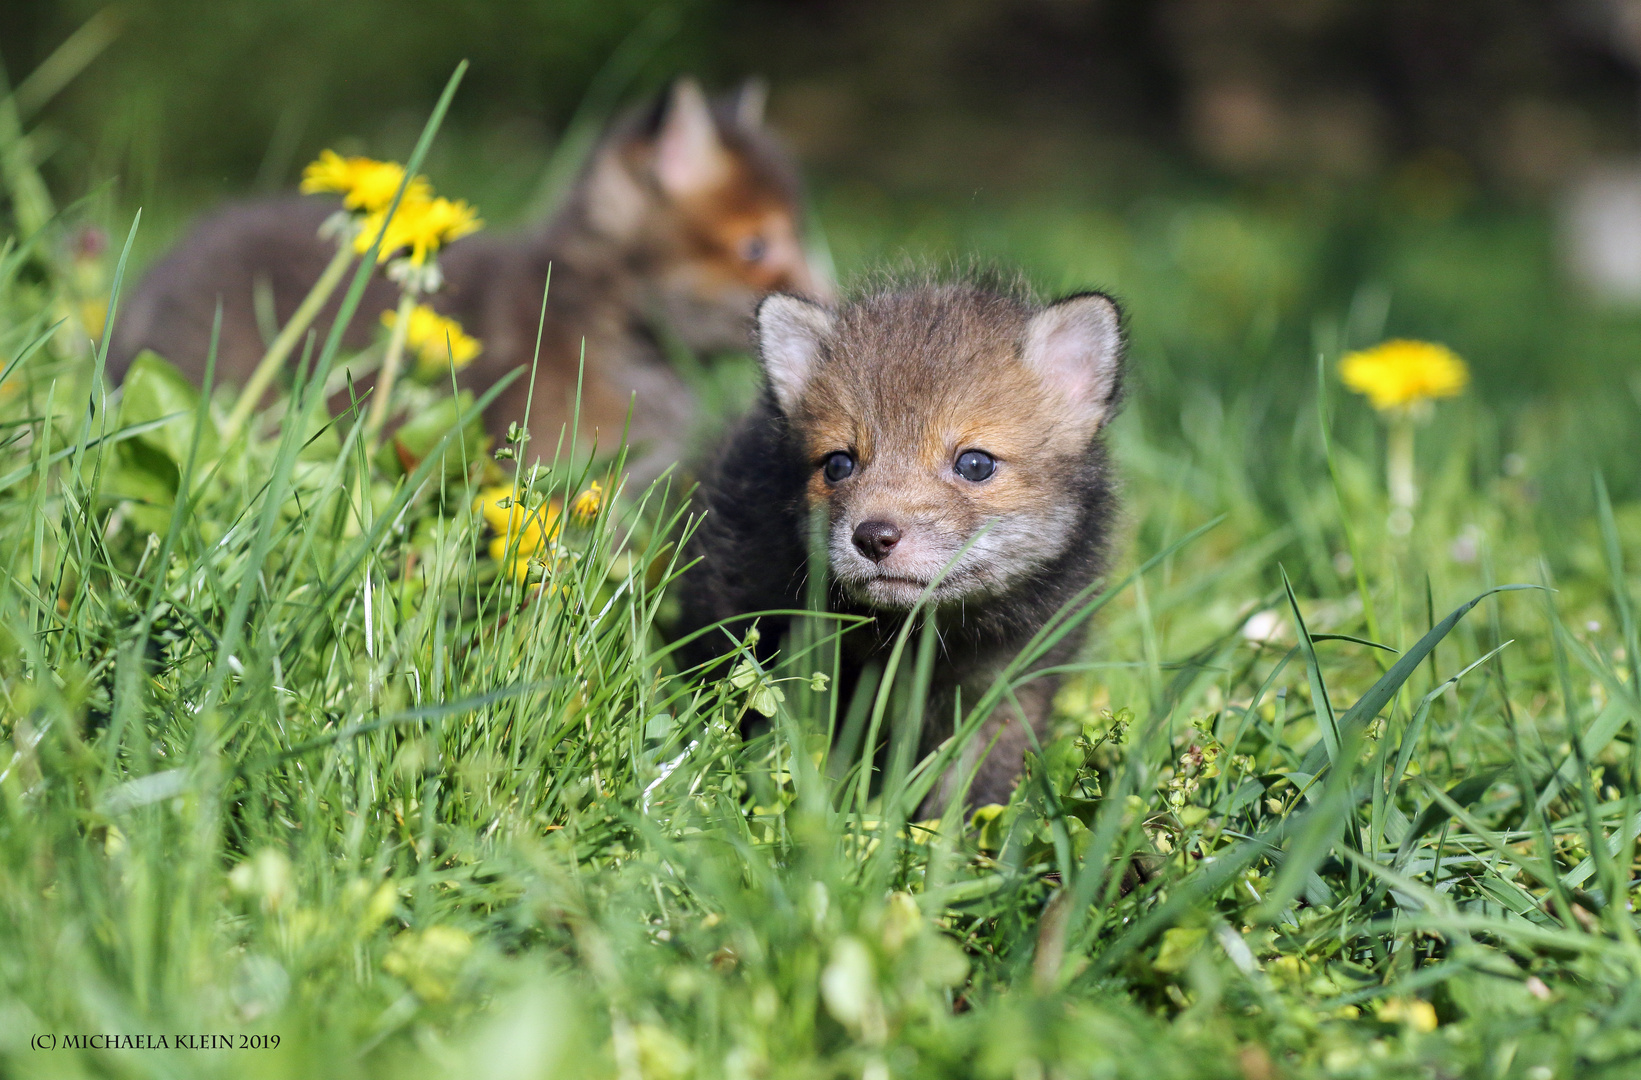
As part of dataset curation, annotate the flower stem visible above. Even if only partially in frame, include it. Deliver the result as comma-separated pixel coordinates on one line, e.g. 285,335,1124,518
224,242,355,441
1387,413,1417,510
365,286,419,448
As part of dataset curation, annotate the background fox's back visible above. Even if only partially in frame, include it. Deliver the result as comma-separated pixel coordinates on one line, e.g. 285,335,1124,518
109,79,826,478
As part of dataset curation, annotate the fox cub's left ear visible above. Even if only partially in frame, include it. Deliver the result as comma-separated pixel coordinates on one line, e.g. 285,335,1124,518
756,293,834,414
655,78,733,199
1023,293,1125,433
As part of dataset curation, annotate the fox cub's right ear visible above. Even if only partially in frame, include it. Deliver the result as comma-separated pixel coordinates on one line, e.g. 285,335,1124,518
757,294,834,414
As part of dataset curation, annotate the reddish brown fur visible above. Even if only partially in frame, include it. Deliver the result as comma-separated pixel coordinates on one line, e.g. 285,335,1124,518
797,331,1082,517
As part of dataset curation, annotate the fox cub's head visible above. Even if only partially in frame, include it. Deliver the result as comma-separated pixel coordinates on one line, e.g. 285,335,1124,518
757,281,1124,610
584,77,829,351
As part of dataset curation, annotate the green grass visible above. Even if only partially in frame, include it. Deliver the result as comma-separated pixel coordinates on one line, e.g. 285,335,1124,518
6,80,1641,1080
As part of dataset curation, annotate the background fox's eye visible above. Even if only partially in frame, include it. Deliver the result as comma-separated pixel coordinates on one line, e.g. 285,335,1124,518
739,235,769,262
823,451,855,483
954,450,996,482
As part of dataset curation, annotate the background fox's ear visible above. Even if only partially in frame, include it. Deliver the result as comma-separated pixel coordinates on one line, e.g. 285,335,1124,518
757,294,834,414
655,77,731,198
735,77,768,129
1022,293,1125,431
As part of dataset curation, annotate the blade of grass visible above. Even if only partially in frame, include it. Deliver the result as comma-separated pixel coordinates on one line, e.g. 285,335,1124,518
1298,585,1540,776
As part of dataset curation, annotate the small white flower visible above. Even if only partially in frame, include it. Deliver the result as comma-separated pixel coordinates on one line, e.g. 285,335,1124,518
1242,610,1284,644
1449,525,1481,564
820,936,878,1031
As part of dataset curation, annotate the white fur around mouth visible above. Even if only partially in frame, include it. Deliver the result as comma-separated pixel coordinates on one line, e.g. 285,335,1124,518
845,570,974,610
857,576,931,608
868,573,928,587
829,536,984,608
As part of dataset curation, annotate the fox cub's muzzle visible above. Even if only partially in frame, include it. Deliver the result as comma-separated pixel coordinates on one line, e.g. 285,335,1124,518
851,520,902,562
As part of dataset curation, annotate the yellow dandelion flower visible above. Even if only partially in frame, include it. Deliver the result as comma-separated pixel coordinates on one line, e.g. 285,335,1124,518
1377,997,1439,1033
79,298,109,341
493,550,536,584
382,304,482,374
301,150,430,214
1339,339,1468,412
382,925,472,1004
474,486,560,582
570,481,603,523
355,194,482,266
970,803,1009,851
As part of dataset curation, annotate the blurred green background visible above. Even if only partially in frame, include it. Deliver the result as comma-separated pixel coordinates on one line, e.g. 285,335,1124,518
5,0,1641,512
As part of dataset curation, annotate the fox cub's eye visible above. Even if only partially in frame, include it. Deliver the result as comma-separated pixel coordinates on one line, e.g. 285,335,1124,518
739,235,769,263
822,451,855,483
954,450,996,482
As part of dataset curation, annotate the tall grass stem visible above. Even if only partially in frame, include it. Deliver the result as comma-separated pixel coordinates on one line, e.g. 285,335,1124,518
223,241,355,440
1387,414,1416,509
365,286,419,446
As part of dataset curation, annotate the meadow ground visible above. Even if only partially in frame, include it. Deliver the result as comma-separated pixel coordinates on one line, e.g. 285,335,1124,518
4,86,1641,1080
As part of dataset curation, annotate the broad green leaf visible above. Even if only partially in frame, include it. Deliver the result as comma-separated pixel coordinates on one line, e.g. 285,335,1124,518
373,390,489,478
117,349,218,469
1152,926,1207,973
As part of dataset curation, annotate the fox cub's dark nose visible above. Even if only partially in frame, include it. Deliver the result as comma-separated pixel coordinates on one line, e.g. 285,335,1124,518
852,521,902,562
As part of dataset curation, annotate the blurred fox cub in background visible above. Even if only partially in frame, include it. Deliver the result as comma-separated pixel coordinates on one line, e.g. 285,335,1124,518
110,78,826,479
680,274,1126,811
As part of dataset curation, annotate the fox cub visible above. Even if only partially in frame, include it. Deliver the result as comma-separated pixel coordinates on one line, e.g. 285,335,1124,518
681,274,1125,810
110,79,825,479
